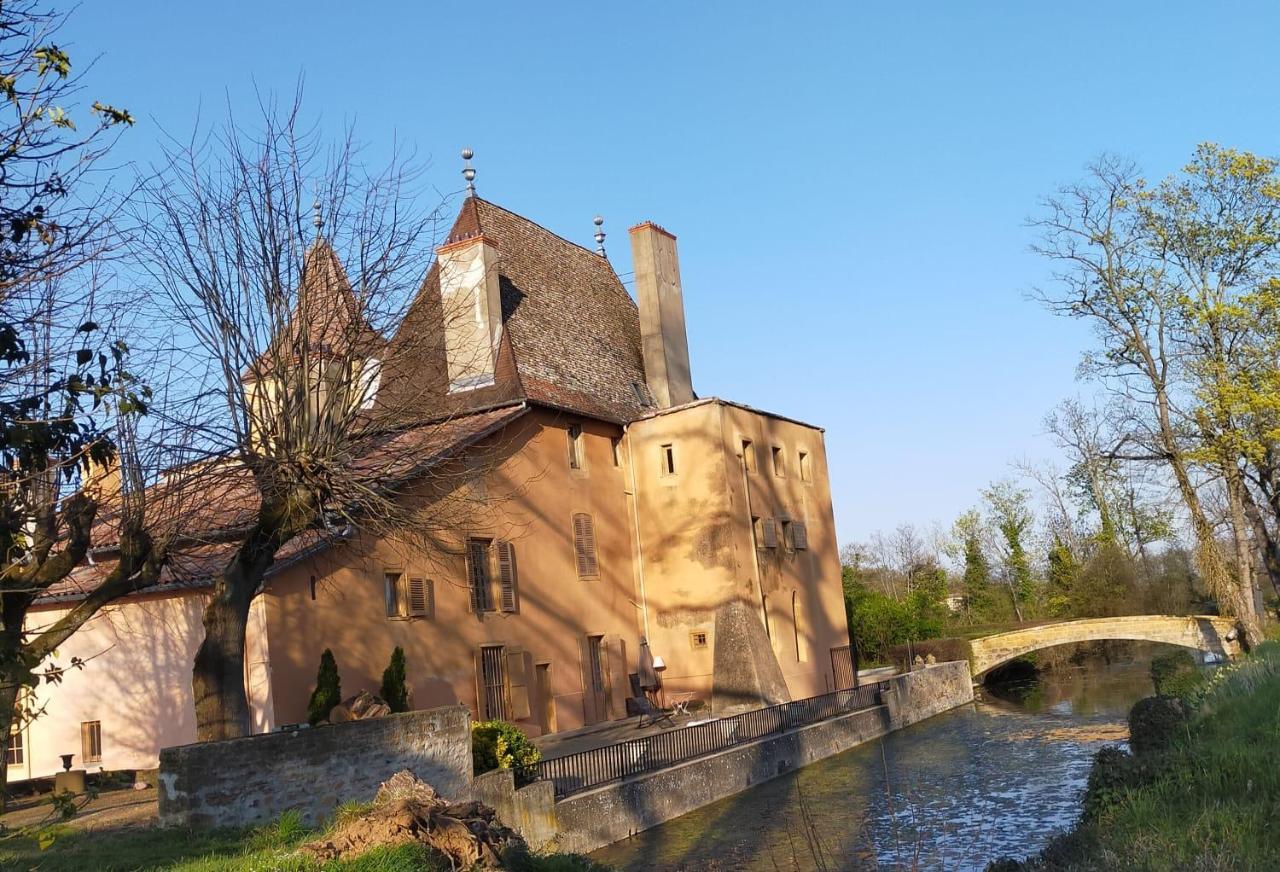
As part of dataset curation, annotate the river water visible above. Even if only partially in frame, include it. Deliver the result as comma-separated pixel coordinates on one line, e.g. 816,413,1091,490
591,655,1158,871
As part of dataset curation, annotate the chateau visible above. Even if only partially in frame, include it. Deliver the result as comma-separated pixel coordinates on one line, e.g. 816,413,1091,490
9,190,848,782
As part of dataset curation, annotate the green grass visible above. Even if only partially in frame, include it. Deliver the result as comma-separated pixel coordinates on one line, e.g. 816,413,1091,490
1017,642,1280,870
0,806,608,871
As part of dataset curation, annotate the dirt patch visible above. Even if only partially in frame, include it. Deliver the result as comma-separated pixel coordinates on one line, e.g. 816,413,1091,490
299,770,522,868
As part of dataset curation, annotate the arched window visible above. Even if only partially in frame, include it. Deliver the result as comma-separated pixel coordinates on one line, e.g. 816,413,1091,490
792,591,807,662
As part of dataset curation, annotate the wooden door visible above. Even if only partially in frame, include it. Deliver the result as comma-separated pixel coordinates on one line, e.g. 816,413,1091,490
535,663,556,733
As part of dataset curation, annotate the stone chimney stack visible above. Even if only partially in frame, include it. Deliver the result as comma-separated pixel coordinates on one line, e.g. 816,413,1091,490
629,221,693,408
437,234,502,392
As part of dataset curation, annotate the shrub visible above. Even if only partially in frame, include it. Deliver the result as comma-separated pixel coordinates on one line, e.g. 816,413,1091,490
1150,649,1203,700
380,646,410,714
472,720,541,786
307,648,341,726
1127,695,1186,757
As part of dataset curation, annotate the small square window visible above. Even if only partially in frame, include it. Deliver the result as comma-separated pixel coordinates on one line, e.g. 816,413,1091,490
772,446,785,477
6,729,23,767
690,631,709,650
741,439,755,472
660,443,676,477
798,450,812,482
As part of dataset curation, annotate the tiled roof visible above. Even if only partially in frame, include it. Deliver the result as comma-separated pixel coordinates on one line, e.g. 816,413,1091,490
384,198,651,424
39,404,530,604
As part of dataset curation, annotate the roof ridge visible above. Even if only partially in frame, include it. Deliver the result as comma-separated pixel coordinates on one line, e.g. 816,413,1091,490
472,196,621,265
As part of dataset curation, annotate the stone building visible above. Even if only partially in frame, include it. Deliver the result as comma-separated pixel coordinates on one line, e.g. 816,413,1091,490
7,191,848,782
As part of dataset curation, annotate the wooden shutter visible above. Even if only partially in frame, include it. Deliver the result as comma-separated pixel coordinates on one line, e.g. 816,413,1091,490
506,649,531,720
497,541,518,613
407,577,430,617
573,513,598,578
606,637,628,719
793,521,809,550
762,518,779,549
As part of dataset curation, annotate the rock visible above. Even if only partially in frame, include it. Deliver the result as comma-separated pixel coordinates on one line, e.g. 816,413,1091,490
133,781,151,791
913,655,925,669
299,770,523,868
326,690,393,724
925,654,937,665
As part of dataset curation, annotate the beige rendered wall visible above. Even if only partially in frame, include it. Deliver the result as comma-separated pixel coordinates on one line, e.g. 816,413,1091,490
262,409,643,737
626,401,848,704
11,591,273,782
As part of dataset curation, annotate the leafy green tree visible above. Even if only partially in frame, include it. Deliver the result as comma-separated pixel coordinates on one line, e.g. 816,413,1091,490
983,480,1036,621
1046,536,1079,617
306,649,341,725
380,646,409,713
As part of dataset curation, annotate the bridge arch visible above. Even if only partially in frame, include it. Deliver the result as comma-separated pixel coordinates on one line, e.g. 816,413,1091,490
968,615,1241,678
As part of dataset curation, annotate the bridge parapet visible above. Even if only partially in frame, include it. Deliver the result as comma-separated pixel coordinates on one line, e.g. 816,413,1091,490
968,615,1241,677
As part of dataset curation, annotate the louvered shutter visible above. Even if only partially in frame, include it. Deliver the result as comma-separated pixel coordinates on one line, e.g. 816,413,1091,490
573,513,598,578
762,518,779,549
793,522,809,550
497,541,518,612
407,577,430,616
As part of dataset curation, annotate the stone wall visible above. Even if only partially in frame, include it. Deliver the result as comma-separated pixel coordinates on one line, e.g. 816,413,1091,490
158,705,472,828
551,660,972,854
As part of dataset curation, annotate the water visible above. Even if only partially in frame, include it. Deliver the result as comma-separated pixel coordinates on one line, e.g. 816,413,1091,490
590,656,1157,871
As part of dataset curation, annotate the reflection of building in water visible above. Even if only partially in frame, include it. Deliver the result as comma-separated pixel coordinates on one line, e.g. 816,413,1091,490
14,190,849,781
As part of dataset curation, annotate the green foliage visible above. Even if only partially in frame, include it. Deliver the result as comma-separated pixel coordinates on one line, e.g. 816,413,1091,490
1150,649,1205,701
1126,696,1186,757
1044,537,1078,618
307,649,341,726
472,719,541,786
379,646,409,714
842,572,950,665
961,529,993,615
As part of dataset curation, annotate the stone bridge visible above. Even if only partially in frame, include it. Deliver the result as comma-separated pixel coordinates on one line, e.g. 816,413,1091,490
968,615,1242,677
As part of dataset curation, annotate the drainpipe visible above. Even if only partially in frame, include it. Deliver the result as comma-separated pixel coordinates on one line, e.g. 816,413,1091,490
622,422,651,641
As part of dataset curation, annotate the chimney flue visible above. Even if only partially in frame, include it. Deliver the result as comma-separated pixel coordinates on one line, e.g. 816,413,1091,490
630,221,693,408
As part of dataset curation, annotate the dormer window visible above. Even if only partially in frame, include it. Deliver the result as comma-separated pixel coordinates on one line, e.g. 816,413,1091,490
358,358,381,409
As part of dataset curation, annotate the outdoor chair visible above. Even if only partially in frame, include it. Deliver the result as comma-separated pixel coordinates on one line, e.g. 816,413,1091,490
630,695,676,729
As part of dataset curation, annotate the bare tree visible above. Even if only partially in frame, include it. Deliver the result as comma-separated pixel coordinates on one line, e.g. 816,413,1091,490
133,91,513,740
1031,151,1265,645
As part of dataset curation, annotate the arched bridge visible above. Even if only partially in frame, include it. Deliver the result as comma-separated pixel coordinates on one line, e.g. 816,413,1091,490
969,615,1242,677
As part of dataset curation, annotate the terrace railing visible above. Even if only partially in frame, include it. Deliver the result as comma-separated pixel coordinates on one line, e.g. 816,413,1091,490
536,681,884,799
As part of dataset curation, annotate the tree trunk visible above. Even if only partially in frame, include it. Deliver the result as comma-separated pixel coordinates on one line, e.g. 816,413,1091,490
1240,480,1280,601
191,534,275,742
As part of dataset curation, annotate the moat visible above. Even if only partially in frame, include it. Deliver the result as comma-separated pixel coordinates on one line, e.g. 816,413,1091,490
591,652,1162,871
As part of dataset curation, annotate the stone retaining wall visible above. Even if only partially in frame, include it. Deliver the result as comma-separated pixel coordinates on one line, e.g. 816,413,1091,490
158,705,472,828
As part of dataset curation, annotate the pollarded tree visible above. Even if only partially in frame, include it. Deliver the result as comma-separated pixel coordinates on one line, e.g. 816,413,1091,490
134,92,513,741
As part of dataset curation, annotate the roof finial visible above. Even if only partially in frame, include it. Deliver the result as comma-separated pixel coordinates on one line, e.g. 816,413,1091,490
461,147,476,196
312,199,323,237
593,214,606,256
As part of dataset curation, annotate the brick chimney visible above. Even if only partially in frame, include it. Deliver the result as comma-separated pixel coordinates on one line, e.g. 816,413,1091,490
436,234,502,391
630,221,693,408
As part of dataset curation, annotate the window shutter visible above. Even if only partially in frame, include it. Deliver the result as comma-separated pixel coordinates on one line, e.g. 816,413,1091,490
762,518,779,549
467,541,491,612
506,649,531,720
573,513,598,578
407,577,430,616
497,541,518,613
793,521,809,550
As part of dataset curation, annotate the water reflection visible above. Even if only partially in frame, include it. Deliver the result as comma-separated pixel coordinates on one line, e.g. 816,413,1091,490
591,657,1157,871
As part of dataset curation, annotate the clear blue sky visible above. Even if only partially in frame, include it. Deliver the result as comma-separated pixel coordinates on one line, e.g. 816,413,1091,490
65,2,1280,546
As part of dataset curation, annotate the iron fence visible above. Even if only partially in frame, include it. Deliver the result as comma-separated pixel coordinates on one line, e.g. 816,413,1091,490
536,681,884,799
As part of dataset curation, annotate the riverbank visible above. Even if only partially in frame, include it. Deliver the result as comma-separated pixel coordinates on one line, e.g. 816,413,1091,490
996,642,1280,870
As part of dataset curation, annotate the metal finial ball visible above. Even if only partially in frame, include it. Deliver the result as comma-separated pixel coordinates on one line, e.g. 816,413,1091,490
593,215,604,227
461,147,474,161
463,168,476,182
312,200,323,229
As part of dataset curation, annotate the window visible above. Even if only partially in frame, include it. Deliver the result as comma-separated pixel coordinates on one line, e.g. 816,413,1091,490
752,516,763,549
81,720,102,764
386,572,433,619
611,436,623,467
762,595,773,640
741,439,756,472
798,450,812,482
772,446,785,477
573,513,599,578
496,541,519,613
567,425,584,470
586,635,606,693
6,728,22,767
793,521,809,550
660,443,676,477
792,592,808,662
309,575,317,601
479,645,508,720
781,519,794,551
631,381,653,407
384,571,402,618
467,539,495,612
690,631,709,650
761,518,779,549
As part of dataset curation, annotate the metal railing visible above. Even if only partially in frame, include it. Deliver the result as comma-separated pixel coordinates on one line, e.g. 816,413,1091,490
536,682,884,799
